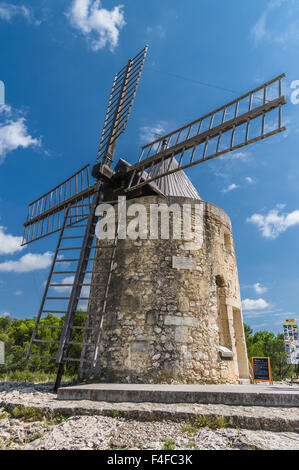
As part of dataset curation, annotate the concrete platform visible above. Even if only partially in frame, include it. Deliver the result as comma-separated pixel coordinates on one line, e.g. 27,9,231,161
57,383,299,407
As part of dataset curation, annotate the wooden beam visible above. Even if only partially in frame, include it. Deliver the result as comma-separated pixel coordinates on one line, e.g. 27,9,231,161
125,127,286,193
126,96,286,175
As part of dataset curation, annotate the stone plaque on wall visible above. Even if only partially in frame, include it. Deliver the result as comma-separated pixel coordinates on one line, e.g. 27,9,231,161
0,341,4,365
172,256,196,270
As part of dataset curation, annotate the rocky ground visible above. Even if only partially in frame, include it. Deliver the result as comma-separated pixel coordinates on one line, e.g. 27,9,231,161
1,381,299,450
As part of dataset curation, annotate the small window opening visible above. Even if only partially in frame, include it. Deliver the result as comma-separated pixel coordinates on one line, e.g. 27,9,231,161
224,232,231,251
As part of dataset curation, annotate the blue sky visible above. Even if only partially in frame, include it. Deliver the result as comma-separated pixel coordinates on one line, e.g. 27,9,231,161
0,0,299,333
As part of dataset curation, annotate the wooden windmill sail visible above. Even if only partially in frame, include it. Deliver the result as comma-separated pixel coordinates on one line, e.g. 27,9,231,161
22,45,286,391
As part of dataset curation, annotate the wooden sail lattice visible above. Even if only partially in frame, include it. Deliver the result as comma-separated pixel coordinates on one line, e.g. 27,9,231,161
97,45,148,166
123,74,286,192
22,165,95,245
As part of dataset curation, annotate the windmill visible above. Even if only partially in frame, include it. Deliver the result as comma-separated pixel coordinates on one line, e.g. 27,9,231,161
22,45,286,391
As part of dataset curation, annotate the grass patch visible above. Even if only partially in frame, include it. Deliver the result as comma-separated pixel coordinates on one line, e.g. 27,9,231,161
52,413,69,424
110,409,120,419
181,415,233,434
0,371,77,383
181,423,200,437
10,406,45,422
4,406,69,426
44,413,69,426
0,412,9,420
162,440,176,450
26,432,43,443
0,371,57,383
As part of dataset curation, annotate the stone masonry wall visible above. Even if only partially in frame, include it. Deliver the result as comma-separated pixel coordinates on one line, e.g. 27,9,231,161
80,196,250,384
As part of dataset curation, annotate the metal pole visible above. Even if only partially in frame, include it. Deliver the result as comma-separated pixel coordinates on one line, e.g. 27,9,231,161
54,363,64,393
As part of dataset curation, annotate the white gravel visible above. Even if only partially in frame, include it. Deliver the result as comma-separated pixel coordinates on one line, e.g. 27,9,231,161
1,382,299,450
22,416,299,451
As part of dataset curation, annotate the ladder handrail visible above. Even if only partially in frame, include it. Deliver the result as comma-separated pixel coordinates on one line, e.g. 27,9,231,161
26,205,72,360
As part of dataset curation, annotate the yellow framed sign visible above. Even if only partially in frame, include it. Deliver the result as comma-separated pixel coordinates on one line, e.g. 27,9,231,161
285,319,296,326
252,357,273,384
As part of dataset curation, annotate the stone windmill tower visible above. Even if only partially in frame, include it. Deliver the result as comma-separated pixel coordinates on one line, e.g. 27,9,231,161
22,47,286,389
82,159,249,385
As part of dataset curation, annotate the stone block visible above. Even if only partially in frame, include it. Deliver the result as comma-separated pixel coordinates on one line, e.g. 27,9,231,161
174,326,189,343
219,346,233,358
164,315,199,327
178,296,189,312
145,310,158,325
172,256,196,270
131,341,148,354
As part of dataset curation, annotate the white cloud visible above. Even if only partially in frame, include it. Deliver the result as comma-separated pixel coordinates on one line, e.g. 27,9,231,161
52,275,75,293
253,283,268,295
219,151,249,161
245,176,254,184
67,0,125,51
251,11,267,45
140,122,166,143
15,290,23,296
52,274,90,298
146,24,166,39
0,2,41,25
247,206,299,239
0,252,53,273
222,183,239,193
0,3,30,21
0,226,24,255
0,311,10,317
251,0,299,47
242,298,270,311
0,105,41,163
231,152,248,160
243,308,279,320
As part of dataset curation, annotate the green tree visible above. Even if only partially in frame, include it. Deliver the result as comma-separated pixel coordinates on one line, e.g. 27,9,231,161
0,312,85,381
244,324,292,381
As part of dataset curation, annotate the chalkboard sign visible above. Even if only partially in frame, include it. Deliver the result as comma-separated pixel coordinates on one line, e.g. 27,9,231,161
252,357,273,383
